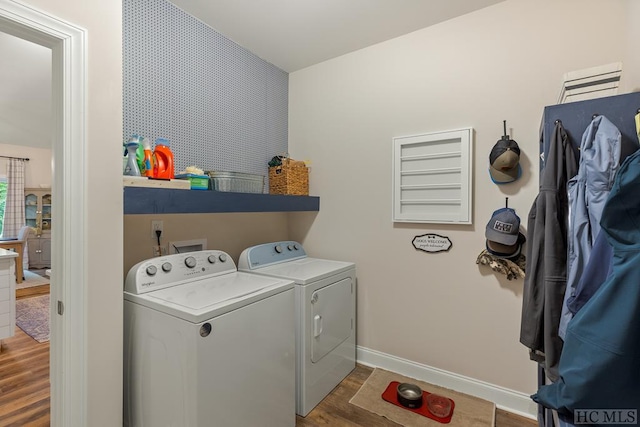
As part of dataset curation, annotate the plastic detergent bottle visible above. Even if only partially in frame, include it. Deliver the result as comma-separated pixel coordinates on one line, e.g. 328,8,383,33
124,141,141,176
136,142,145,172
153,138,174,179
141,137,154,177
125,134,145,172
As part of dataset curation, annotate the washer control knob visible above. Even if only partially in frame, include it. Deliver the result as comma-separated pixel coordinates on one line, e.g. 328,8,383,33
293,244,299,250
161,262,172,272
218,253,228,262
145,265,157,276
184,256,197,268
275,245,283,253
208,255,217,264
287,244,294,251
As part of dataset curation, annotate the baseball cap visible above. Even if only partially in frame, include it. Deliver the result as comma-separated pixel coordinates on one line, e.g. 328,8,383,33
486,232,526,259
489,137,521,184
485,207,521,246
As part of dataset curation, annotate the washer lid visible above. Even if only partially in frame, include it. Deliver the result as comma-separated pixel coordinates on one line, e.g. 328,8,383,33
243,257,354,284
124,272,294,323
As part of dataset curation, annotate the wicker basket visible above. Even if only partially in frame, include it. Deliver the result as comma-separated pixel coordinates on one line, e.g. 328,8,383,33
269,159,309,195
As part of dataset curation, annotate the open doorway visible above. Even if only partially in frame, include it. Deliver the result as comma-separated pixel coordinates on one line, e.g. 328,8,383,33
0,1,89,425
0,25,53,426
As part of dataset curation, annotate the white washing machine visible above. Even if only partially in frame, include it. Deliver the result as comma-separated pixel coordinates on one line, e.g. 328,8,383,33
124,250,296,427
238,241,356,416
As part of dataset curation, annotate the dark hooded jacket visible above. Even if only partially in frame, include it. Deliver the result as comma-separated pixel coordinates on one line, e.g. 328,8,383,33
520,122,578,381
532,148,640,419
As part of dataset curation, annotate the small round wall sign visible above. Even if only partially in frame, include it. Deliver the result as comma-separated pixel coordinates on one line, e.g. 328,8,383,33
412,233,452,253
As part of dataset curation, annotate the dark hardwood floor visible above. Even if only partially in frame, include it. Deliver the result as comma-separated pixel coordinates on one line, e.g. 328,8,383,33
1,277,536,427
15,284,50,299
0,324,50,426
297,364,537,427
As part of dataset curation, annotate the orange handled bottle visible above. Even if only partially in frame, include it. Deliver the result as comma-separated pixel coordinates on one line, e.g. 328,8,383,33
152,138,174,179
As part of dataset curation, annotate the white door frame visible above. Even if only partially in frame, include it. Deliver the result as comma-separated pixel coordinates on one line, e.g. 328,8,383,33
0,1,87,426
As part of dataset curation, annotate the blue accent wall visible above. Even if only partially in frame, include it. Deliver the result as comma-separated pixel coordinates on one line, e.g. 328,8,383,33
123,0,288,187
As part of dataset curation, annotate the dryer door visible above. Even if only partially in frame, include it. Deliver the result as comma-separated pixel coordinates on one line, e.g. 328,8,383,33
310,277,353,363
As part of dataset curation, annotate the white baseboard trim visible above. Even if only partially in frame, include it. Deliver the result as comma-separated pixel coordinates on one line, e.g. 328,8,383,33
357,346,538,420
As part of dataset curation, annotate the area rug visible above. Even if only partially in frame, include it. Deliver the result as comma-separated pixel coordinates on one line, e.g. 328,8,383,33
16,270,50,289
15,294,50,343
350,368,495,426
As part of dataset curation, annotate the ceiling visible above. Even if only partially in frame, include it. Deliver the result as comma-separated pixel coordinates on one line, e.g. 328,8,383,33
0,0,505,149
169,0,506,72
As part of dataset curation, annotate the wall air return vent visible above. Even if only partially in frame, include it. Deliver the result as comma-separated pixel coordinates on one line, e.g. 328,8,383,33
392,128,473,224
557,62,622,104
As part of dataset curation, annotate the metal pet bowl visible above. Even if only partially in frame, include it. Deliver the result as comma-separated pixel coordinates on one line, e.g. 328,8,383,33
396,382,423,409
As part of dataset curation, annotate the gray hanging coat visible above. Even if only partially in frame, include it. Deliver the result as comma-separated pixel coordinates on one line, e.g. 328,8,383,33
520,121,578,381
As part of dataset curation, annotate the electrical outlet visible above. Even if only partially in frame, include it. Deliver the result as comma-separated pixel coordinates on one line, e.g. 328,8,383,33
151,220,163,240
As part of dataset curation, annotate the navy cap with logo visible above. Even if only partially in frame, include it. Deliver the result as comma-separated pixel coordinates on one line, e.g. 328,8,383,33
485,207,521,246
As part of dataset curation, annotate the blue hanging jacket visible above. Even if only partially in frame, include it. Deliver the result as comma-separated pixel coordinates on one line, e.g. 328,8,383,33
559,115,621,340
566,230,613,315
532,148,640,419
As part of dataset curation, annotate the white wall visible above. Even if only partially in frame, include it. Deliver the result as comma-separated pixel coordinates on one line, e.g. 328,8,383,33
624,0,640,92
0,32,51,149
124,213,291,276
9,0,124,424
289,0,635,401
0,143,52,187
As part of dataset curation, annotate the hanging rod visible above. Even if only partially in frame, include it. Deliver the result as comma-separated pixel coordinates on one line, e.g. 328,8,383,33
0,155,30,161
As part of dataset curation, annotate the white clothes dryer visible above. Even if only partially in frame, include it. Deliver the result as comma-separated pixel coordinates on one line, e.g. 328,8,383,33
124,250,295,427
238,241,356,416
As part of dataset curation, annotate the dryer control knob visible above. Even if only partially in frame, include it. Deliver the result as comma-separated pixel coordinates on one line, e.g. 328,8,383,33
287,244,294,251
293,244,299,250
184,256,197,268
145,265,157,276
161,262,172,272
275,245,283,253
218,254,228,262
207,255,217,264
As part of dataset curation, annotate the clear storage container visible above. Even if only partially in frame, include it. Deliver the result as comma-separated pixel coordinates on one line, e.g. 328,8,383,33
206,171,265,193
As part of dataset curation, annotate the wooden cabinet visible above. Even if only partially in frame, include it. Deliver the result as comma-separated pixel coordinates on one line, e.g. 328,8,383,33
25,188,52,235
24,189,52,269
28,233,51,269
0,251,17,345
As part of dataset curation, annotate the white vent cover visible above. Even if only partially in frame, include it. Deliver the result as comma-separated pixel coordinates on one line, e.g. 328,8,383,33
557,62,622,104
392,128,473,224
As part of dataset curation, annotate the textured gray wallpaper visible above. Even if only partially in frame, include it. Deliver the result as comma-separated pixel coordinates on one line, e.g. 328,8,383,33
123,0,288,186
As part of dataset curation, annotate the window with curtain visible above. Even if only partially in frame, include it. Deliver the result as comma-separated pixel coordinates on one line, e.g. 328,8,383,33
2,158,26,239
0,177,6,236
